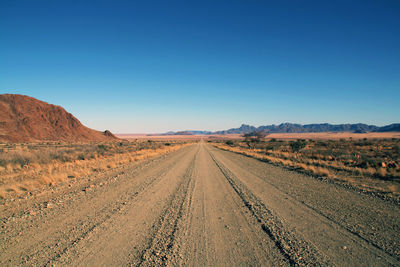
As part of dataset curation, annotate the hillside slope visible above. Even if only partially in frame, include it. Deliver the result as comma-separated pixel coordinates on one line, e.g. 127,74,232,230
0,94,117,142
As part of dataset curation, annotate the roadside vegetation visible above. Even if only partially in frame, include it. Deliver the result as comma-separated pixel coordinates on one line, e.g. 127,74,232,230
213,134,400,201
0,140,192,199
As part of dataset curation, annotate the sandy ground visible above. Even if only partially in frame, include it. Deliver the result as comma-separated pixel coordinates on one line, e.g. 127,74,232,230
117,132,400,140
1,142,399,266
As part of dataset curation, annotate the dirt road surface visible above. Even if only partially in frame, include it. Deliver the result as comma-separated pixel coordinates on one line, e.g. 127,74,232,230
1,142,399,266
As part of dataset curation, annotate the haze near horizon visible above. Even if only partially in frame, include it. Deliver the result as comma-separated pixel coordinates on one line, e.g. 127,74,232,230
1,0,399,133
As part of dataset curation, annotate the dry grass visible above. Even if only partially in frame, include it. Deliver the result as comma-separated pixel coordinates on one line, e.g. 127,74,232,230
0,140,192,199
213,137,400,201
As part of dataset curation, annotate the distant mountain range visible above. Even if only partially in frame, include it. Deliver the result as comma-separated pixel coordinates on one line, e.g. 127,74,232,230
164,123,400,135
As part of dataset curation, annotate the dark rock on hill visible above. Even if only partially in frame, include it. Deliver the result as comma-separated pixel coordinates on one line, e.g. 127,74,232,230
103,130,117,138
0,94,118,142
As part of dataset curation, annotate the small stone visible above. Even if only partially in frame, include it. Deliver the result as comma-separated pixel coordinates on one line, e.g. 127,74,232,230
343,246,347,250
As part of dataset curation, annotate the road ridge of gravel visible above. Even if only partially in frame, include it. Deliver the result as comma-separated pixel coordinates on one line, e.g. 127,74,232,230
208,150,331,266
138,148,198,266
168,156,197,266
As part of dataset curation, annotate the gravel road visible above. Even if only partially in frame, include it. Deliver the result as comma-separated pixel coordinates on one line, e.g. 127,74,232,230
1,142,399,266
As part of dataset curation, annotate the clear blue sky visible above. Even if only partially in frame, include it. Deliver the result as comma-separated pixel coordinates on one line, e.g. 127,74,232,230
1,0,399,133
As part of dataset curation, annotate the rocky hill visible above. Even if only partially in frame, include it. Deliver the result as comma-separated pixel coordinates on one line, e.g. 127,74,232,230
0,94,118,142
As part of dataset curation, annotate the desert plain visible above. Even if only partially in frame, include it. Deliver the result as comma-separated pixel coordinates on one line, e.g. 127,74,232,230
1,136,400,266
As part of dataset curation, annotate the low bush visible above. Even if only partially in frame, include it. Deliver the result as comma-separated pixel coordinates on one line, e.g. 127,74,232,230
225,140,234,146
290,140,307,152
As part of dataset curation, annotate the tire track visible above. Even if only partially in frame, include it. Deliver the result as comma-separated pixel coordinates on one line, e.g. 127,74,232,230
208,150,330,266
137,150,198,266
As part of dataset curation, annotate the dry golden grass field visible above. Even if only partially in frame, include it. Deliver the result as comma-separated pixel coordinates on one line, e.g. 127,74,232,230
0,140,192,199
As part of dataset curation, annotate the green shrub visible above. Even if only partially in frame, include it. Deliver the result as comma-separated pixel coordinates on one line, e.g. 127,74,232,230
225,140,234,146
290,140,307,152
97,144,107,150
